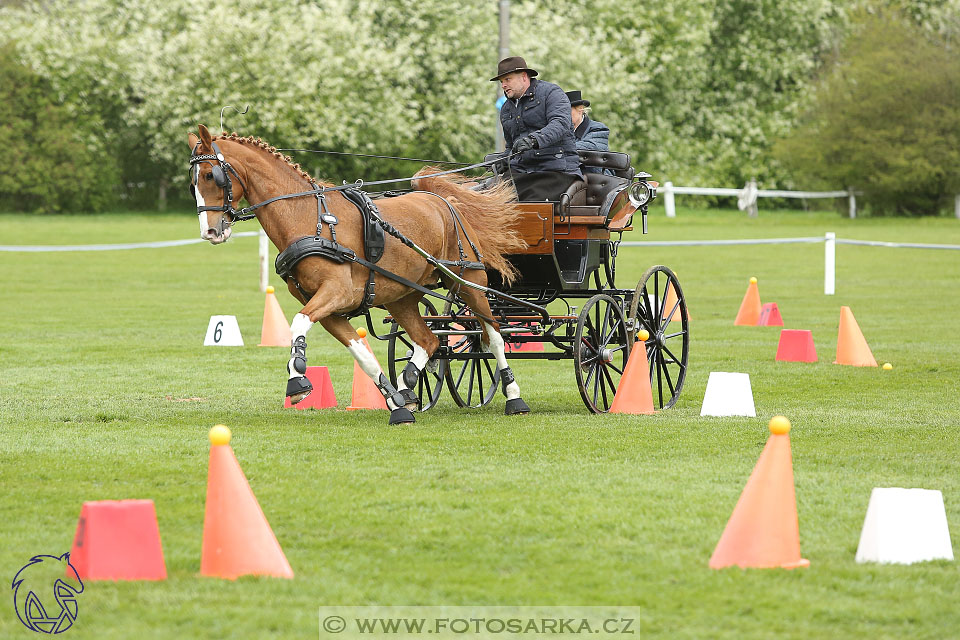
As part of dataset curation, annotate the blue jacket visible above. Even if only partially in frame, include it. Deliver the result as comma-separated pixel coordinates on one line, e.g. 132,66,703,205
499,78,582,177
574,116,614,175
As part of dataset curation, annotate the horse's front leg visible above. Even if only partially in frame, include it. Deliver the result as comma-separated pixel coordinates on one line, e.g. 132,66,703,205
284,282,352,404
319,315,416,425
286,312,318,403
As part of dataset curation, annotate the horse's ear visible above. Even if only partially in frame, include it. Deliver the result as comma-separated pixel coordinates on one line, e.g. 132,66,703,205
198,124,213,148
188,132,200,149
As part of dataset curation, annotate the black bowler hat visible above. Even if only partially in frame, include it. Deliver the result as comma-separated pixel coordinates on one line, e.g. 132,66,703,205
490,56,539,81
565,90,590,107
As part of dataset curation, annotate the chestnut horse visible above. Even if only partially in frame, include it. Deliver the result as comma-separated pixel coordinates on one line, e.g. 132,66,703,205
187,124,530,424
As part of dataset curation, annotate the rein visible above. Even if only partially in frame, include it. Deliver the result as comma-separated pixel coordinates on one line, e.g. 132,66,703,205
276,148,473,166
228,156,511,221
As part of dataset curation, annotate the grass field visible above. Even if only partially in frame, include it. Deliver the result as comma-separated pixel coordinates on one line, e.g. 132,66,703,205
1,205,959,639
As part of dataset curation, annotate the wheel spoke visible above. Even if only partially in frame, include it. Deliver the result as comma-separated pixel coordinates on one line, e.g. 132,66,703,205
658,355,677,398
591,364,601,406
660,343,684,367
467,359,477,405
655,349,664,407
600,365,616,408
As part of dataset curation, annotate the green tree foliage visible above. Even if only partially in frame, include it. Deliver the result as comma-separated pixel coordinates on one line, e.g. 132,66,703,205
774,10,960,215
1,0,958,214
0,43,120,213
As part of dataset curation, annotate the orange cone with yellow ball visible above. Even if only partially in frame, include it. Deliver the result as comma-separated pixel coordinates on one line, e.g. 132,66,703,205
258,286,292,347
709,416,810,569
609,329,655,415
201,425,294,579
834,306,878,367
346,327,389,410
734,277,762,326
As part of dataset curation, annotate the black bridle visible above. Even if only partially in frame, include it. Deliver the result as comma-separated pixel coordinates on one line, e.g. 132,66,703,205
189,140,250,223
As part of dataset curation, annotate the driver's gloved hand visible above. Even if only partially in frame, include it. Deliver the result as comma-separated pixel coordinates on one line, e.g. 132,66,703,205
511,135,537,154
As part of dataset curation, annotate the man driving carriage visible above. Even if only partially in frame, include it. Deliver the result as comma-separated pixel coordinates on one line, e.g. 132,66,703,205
489,56,584,201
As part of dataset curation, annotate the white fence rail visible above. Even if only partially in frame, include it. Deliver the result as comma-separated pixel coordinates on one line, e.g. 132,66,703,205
622,232,960,295
661,183,960,219
659,181,859,218
4,231,960,297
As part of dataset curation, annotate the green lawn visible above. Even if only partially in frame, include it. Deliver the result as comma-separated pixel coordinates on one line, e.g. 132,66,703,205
1,206,959,639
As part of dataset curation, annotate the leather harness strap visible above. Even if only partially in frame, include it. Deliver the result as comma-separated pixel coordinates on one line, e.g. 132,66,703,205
274,186,484,319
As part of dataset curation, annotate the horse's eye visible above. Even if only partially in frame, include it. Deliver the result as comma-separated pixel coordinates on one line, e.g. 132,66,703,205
204,173,214,181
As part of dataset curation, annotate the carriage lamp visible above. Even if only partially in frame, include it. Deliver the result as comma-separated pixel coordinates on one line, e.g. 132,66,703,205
628,180,655,208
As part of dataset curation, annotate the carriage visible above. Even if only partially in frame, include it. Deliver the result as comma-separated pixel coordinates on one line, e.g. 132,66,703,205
189,125,689,420
373,149,690,414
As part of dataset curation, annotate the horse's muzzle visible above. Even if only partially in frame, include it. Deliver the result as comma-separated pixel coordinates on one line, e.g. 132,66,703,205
202,228,231,244
201,217,232,244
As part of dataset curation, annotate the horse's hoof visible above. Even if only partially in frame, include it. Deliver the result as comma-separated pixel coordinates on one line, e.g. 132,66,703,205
389,407,416,425
505,398,530,415
286,376,313,404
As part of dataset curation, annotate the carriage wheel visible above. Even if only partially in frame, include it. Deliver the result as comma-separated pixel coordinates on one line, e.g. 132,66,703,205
628,265,690,410
574,294,630,413
386,299,447,411
444,327,500,408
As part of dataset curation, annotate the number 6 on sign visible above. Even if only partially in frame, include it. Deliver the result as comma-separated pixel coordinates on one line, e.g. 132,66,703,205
204,315,244,346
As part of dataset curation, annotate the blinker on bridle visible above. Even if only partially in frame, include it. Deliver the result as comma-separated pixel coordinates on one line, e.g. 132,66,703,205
189,140,253,222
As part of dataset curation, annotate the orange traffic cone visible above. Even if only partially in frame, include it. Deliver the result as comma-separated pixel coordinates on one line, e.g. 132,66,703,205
69,500,167,580
709,416,809,569
508,330,544,352
663,282,690,322
201,426,294,579
734,277,762,326
283,366,337,409
835,306,877,367
346,332,388,410
757,302,783,326
609,331,655,414
258,286,292,347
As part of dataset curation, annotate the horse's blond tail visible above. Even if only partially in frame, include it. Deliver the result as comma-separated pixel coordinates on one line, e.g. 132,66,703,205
412,168,526,284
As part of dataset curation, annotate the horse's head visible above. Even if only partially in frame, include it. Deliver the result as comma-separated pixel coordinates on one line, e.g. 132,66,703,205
187,124,248,244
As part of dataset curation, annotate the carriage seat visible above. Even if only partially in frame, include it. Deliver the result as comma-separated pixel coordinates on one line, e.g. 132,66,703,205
585,173,628,207
577,150,635,180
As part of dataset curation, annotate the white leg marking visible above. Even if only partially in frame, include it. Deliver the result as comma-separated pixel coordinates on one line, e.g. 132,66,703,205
398,344,430,391
290,313,314,340
348,339,398,409
483,324,520,400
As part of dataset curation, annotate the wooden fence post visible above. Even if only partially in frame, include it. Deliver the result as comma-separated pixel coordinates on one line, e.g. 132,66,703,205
848,188,856,219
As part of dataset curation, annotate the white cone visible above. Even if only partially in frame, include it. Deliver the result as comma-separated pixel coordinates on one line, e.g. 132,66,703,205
204,315,244,346
855,488,954,564
700,372,756,417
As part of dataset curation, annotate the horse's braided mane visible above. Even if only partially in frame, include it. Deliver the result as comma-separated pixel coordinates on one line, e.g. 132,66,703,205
214,132,320,183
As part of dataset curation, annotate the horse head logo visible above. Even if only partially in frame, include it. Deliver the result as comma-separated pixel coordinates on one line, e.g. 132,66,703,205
11,553,84,634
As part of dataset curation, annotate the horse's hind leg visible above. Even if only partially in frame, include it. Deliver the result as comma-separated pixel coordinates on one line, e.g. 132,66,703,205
383,295,440,411
451,276,530,415
319,314,416,425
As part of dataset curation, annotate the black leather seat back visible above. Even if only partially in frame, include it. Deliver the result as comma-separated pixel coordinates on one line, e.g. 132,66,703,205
577,150,634,179
584,173,628,207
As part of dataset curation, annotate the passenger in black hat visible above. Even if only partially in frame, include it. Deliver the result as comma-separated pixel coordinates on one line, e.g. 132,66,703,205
566,90,613,175
487,56,584,202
